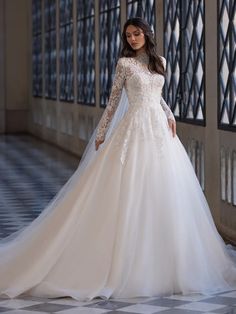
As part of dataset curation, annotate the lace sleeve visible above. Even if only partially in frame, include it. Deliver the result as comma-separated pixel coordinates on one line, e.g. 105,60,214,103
96,58,126,142
160,97,175,121
160,56,175,122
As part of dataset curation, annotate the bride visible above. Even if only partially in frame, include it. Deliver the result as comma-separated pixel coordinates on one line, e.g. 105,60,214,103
0,17,236,301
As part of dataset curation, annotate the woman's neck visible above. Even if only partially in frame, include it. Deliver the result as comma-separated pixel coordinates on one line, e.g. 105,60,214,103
135,47,146,56
134,49,149,64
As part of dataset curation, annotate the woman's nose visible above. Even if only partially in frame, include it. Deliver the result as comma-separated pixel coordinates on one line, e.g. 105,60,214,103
131,35,136,42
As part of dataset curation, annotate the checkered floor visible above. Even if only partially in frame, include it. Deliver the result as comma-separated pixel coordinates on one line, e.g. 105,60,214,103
0,134,78,239
0,134,236,314
1,292,236,313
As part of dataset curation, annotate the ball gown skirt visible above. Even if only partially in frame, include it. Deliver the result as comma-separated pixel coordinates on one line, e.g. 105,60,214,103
0,98,236,301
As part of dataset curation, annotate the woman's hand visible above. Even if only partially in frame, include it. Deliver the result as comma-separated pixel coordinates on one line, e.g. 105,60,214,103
95,138,105,151
168,119,176,137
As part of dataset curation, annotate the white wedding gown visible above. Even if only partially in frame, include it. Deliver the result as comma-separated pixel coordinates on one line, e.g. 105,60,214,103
0,53,236,301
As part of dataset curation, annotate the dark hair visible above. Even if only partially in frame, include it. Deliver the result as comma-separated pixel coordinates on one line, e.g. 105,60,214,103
121,17,165,76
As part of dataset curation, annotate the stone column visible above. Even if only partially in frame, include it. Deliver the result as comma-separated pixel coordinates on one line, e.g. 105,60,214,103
204,0,221,224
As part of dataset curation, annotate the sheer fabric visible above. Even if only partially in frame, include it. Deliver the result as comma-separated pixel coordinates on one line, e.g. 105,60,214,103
0,53,236,301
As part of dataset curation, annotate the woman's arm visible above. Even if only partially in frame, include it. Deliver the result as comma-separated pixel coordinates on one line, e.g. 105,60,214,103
160,96,175,122
96,58,126,145
160,56,176,137
159,56,175,122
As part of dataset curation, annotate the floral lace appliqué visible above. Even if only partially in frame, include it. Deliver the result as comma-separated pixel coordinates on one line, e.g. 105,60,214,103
95,54,175,164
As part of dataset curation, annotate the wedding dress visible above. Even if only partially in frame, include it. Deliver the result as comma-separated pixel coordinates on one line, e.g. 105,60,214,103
0,52,236,301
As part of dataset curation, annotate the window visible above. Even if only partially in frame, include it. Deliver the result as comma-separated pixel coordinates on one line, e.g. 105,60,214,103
44,0,57,99
99,0,121,107
77,0,95,105
32,0,42,97
127,0,155,31
59,0,74,102
218,0,236,131
164,0,205,125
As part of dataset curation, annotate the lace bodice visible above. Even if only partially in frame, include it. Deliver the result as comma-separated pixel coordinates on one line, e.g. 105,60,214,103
96,53,175,142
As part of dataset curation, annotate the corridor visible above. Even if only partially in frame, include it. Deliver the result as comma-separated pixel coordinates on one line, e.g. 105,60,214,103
0,0,235,311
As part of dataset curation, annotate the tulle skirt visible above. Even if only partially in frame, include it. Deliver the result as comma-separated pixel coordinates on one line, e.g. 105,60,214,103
0,103,236,301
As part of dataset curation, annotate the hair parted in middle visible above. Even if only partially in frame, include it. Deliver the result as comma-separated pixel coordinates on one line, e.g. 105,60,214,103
121,17,165,76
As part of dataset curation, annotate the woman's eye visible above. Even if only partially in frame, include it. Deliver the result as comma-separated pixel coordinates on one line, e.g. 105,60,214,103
126,32,140,38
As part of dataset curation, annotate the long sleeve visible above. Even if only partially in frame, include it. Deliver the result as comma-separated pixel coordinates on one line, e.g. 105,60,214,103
96,58,126,142
160,56,175,122
160,97,175,121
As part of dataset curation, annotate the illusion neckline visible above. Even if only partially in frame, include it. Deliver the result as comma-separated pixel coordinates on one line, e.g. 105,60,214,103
134,51,149,64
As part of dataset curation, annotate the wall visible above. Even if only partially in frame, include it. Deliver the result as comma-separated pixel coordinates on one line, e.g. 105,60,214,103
0,0,30,133
0,0,5,133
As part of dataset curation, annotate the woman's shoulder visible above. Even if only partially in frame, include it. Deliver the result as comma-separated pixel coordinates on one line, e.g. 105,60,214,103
117,56,134,66
159,56,166,70
118,55,166,64
115,57,134,74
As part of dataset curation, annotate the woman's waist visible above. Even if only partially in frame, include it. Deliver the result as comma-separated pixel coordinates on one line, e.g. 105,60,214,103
128,95,162,108
127,101,164,113
123,103,167,126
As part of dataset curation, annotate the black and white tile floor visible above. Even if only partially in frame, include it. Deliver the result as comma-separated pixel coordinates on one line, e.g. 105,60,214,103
0,135,236,314
0,134,78,239
1,292,236,314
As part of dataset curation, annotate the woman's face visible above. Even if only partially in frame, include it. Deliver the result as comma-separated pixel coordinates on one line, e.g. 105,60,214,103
125,25,146,51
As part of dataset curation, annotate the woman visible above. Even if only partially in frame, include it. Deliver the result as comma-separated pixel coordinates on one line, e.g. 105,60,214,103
0,17,236,301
